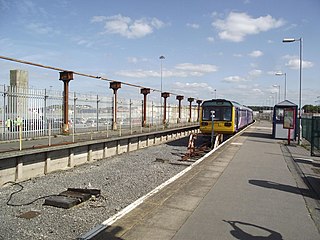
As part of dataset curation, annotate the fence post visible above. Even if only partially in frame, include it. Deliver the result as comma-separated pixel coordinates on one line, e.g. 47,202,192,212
73,92,77,141
151,101,154,127
2,85,7,140
311,116,315,156
130,99,132,134
44,89,48,136
96,94,100,131
48,122,52,146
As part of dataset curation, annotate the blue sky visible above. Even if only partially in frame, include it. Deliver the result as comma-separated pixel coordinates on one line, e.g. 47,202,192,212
0,0,319,106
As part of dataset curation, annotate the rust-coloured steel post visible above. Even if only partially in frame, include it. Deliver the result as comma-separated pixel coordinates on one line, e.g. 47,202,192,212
110,81,121,130
176,95,184,123
140,88,150,127
59,71,73,134
161,92,170,124
196,99,202,122
187,97,194,122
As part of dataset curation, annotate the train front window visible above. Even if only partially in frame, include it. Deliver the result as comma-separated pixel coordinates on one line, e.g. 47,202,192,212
202,107,232,121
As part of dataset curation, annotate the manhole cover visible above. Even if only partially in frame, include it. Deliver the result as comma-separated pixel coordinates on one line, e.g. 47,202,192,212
18,211,41,219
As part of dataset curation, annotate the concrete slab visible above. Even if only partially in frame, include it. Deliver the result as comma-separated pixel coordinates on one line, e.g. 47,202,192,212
122,225,176,240
196,170,222,179
142,206,191,230
163,193,202,211
179,177,212,197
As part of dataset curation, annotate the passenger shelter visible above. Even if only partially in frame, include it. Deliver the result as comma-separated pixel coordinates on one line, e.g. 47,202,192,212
272,100,298,140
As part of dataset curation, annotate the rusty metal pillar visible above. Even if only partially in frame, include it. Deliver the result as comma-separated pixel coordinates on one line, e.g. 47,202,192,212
187,97,194,123
140,88,150,127
161,92,170,124
110,81,121,130
59,71,73,134
196,99,202,122
176,95,184,123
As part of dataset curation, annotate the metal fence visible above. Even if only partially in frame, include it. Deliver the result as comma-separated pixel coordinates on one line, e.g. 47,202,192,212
0,85,199,141
302,116,320,156
311,116,320,156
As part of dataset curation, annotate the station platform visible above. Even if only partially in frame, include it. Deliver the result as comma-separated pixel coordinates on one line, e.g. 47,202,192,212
86,120,320,240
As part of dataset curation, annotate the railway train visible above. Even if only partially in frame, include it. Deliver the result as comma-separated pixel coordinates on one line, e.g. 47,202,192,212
199,99,254,135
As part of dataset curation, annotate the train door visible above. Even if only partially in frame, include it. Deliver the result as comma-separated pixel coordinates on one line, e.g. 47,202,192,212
234,108,239,131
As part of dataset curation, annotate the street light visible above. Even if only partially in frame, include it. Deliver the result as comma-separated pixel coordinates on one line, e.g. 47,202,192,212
272,84,280,103
283,37,302,144
275,72,286,100
159,56,165,94
159,56,165,121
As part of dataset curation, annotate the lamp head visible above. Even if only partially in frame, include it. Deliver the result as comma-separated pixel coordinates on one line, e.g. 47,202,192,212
283,38,295,43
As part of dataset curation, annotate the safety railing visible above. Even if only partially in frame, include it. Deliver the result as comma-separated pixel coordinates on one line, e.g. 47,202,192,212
0,85,199,142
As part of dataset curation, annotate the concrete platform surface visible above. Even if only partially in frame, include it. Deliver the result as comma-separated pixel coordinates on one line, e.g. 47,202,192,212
85,120,320,240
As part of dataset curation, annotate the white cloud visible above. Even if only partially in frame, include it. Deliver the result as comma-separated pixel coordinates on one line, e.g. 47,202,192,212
252,88,263,93
248,69,262,77
187,23,200,29
223,75,246,83
249,50,263,57
92,14,165,39
115,63,218,78
233,53,243,57
284,55,314,69
77,39,94,47
207,37,215,43
287,59,314,69
212,12,285,42
127,57,148,64
26,22,60,35
175,63,218,73
172,82,214,96
91,16,107,23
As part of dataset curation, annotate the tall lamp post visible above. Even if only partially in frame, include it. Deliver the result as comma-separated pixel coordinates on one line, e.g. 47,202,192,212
272,84,280,103
275,72,287,100
283,37,302,144
159,56,165,94
159,55,165,122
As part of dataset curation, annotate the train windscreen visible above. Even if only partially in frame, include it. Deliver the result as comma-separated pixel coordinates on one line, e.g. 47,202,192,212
202,106,232,121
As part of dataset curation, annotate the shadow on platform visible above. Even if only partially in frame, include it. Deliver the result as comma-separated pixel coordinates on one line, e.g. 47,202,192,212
90,225,124,240
249,179,319,200
241,132,272,139
294,158,320,168
223,220,283,239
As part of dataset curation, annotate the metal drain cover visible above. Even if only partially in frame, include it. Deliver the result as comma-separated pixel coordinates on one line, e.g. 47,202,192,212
18,210,41,219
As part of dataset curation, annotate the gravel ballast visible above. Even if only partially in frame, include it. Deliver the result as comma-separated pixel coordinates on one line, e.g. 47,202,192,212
0,138,191,240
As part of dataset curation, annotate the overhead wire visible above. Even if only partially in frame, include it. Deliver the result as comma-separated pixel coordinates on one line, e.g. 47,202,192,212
0,55,190,98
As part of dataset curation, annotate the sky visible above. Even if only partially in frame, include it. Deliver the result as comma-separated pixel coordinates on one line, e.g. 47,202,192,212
0,0,319,107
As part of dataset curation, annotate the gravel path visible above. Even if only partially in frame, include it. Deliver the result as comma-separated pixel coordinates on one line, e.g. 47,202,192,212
0,137,191,240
